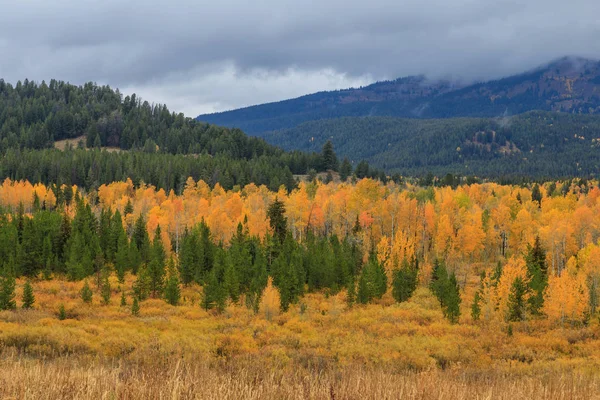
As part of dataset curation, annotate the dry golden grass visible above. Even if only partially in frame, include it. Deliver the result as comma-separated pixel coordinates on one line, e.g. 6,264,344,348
2,277,600,399
1,351,599,400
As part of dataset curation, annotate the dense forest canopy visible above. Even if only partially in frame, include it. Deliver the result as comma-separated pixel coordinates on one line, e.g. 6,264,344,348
0,79,390,191
263,111,600,179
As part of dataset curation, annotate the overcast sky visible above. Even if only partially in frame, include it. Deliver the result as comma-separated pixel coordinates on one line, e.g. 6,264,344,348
1,0,599,116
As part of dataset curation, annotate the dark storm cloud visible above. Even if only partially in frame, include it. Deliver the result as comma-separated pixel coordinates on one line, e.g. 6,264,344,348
1,0,599,115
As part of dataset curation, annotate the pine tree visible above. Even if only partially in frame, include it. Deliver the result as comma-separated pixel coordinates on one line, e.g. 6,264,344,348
346,278,356,308
392,259,418,303
507,276,528,322
178,228,196,285
132,266,151,301
321,140,339,171
202,269,225,312
531,184,542,206
21,281,35,309
120,291,127,307
267,198,287,244
101,270,111,305
147,226,166,297
80,280,93,304
357,256,387,304
223,259,240,303
525,236,547,315
430,259,461,323
115,230,129,283
58,304,67,320
339,158,352,181
164,258,181,306
445,273,461,324
0,265,17,310
471,291,482,321
131,297,140,316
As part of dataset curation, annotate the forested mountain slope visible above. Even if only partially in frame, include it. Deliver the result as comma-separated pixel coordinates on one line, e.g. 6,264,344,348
197,57,600,135
263,111,600,179
0,79,364,190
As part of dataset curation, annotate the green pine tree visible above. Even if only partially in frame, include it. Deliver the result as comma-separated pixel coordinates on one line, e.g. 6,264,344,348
58,304,67,320
21,281,35,309
101,270,111,305
507,276,528,322
164,258,181,306
471,291,482,321
391,259,418,303
131,297,140,316
0,265,17,310
80,280,93,304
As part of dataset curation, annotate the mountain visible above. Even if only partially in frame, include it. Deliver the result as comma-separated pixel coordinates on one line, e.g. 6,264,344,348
197,57,600,135
263,111,600,179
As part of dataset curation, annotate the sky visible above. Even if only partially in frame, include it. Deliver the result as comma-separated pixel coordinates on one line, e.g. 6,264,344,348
1,0,599,116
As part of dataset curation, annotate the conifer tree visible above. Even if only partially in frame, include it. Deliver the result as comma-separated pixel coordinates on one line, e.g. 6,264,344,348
147,225,166,297
321,140,339,171
471,291,481,321
21,281,35,309
101,269,111,305
58,304,67,320
346,278,356,308
80,280,93,304
392,259,418,303
202,269,225,312
525,236,547,315
0,265,16,310
164,257,181,306
445,273,461,324
507,276,528,322
223,259,240,304
339,158,352,181
131,297,140,316
267,198,287,244
120,291,127,307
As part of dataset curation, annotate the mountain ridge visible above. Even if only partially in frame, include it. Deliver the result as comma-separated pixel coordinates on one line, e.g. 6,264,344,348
197,56,600,135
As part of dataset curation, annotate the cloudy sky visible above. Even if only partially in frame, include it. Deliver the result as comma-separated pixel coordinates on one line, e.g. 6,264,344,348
1,0,599,116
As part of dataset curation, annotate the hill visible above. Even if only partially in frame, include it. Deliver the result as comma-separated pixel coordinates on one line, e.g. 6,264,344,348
197,57,600,135
263,111,600,179
0,79,346,191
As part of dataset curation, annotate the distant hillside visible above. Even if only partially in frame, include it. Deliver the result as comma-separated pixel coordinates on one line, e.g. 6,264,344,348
197,57,600,135
0,79,340,191
263,111,600,179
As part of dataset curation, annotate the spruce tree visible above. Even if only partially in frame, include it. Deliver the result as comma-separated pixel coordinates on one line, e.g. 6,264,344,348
321,140,339,171
21,281,35,309
80,280,93,304
223,259,240,303
202,269,225,312
101,270,111,305
444,273,461,324
346,278,356,308
120,291,127,307
267,198,287,244
58,304,67,320
339,158,353,181
131,297,140,316
507,276,528,322
392,259,418,303
0,265,17,310
525,236,547,315
531,184,542,206
164,258,181,306
471,291,481,321
147,226,166,297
